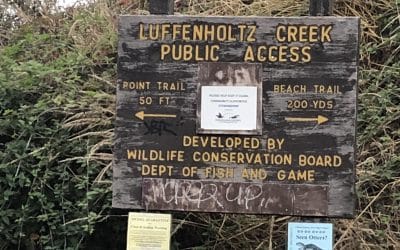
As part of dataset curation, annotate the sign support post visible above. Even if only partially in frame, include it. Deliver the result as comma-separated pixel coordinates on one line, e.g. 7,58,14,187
310,0,334,16
149,0,174,15
289,2,336,250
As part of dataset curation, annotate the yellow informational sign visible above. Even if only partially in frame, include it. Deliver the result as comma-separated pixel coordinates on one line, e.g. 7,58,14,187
126,212,171,250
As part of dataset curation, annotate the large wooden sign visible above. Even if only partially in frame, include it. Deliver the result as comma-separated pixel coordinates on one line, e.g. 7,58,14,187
113,15,359,217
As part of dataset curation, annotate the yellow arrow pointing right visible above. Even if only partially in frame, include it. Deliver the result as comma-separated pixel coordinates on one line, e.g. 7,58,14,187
285,115,329,125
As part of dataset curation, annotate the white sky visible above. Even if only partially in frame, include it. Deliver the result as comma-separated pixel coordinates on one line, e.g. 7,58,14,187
2,0,89,22
56,0,89,8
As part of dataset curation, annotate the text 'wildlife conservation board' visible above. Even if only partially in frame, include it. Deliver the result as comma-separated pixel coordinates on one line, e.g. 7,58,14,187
114,15,359,217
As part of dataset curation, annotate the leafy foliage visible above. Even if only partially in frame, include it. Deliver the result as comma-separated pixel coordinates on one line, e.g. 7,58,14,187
0,5,115,249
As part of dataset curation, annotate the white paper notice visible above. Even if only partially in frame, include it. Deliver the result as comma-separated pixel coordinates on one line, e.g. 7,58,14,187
201,86,257,130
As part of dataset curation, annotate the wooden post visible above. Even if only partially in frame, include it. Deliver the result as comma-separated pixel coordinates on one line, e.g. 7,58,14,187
149,0,174,15
306,0,335,238
310,0,334,16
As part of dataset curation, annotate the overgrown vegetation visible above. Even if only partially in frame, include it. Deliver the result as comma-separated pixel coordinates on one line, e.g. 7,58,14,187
0,0,399,249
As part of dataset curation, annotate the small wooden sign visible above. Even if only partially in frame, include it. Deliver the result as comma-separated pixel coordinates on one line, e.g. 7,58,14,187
113,15,359,217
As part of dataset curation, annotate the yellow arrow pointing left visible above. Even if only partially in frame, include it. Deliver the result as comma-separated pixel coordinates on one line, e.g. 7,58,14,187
135,111,177,121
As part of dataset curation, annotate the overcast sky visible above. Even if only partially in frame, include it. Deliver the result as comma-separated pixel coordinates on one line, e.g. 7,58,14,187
56,0,88,8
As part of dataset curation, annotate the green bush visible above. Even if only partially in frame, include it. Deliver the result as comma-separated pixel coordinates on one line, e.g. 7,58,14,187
0,8,115,249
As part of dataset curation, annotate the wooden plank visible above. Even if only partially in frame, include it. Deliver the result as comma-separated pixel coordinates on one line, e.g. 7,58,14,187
310,0,334,16
113,15,359,218
142,178,328,216
149,0,174,15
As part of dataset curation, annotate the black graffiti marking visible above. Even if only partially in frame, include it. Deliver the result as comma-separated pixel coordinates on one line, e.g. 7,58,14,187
176,116,185,127
144,120,177,136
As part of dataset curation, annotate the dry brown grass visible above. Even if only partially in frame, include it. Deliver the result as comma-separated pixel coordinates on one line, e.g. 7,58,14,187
2,0,398,249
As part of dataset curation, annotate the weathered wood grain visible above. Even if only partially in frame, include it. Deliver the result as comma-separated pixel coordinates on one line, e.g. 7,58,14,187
113,15,359,218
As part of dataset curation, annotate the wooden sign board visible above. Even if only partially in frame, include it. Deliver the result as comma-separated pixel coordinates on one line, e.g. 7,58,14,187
114,15,359,218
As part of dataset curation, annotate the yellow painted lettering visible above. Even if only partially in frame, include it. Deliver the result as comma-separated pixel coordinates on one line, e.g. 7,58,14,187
276,25,286,42
244,46,255,62
139,23,147,40
160,44,171,60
